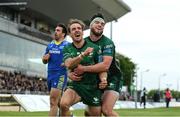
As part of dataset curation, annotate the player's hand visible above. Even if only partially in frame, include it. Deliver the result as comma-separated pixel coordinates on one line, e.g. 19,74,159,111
83,47,94,56
74,64,84,75
99,78,107,89
43,53,50,60
68,72,82,81
42,53,50,64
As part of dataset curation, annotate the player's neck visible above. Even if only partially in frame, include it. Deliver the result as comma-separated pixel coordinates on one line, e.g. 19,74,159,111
90,33,102,42
55,38,64,45
73,39,85,48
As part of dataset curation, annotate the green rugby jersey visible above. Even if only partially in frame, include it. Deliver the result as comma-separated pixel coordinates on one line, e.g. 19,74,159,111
63,40,102,85
85,35,121,76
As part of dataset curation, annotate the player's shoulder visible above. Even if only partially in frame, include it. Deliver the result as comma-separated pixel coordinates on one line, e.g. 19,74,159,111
86,39,99,48
84,36,91,44
63,40,71,45
85,40,100,52
63,42,73,50
49,40,55,44
101,35,114,44
47,40,55,46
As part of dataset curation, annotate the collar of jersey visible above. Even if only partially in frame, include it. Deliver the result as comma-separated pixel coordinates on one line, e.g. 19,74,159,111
72,40,87,50
54,40,63,45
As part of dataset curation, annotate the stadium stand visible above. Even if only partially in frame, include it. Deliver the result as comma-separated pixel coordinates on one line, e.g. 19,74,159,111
0,69,48,111
0,69,48,95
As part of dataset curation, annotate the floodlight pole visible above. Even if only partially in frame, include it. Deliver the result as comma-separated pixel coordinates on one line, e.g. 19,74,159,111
110,22,113,40
135,75,138,109
134,67,139,109
140,69,150,90
158,73,166,91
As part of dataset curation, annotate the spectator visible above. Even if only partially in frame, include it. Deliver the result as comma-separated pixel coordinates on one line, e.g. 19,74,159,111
0,69,48,94
140,87,147,109
165,88,172,108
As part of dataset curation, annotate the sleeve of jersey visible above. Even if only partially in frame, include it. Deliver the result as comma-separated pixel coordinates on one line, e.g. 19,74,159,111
44,46,49,55
103,41,114,57
62,46,72,62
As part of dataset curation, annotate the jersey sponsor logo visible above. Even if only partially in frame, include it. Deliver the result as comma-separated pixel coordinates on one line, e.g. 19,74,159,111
93,97,99,104
97,49,102,54
53,82,57,86
49,50,60,54
104,44,113,49
87,53,93,59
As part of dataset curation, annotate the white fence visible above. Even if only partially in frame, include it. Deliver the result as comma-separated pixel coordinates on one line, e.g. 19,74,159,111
10,94,180,112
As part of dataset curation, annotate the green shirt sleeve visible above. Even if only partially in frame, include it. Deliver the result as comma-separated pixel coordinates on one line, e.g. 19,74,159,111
62,45,72,62
102,39,115,57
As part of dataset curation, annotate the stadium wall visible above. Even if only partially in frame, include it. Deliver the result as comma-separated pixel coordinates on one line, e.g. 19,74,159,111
0,17,47,77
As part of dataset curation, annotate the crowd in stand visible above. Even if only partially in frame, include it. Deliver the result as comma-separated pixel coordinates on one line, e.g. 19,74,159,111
0,69,48,95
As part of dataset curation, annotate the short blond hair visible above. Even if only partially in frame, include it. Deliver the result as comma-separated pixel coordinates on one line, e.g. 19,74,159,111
67,19,85,33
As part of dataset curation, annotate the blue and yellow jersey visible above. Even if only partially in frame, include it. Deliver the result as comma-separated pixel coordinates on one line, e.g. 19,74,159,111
44,40,70,72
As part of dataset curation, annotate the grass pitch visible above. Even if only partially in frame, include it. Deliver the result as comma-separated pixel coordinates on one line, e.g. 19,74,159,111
0,107,180,116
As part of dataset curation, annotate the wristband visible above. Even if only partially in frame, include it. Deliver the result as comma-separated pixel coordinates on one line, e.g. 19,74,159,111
78,53,84,59
78,52,85,59
81,52,85,57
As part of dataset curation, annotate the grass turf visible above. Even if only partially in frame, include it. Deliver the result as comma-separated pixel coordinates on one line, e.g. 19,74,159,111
0,107,180,116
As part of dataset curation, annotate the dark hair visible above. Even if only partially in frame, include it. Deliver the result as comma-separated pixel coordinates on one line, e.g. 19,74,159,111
90,13,105,22
57,23,67,38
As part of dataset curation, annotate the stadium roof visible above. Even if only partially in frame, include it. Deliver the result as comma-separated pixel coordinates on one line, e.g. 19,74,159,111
0,0,131,27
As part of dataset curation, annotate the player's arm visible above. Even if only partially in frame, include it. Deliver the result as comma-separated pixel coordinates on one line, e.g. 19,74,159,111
64,47,94,69
42,46,50,64
99,71,108,89
84,55,112,72
42,53,50,64
74,43,114,74
68,70,82,81
64,53,84,69
74,55,112,75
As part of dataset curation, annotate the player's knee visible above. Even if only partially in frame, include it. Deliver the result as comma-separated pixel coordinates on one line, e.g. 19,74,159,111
50,99,58,108
50,101,56,108
89,110,101,116
50,96,59,106
60,100,70,110
102,106,113,116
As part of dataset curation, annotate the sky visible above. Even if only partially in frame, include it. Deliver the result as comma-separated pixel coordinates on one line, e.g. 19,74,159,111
83,0,180,91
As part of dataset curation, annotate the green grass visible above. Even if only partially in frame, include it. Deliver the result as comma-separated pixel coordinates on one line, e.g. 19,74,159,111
0,107,180,116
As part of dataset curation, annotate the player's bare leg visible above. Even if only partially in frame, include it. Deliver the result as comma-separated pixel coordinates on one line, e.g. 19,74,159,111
60,88,81,116
49,88,61,116
86,106,101,117
101,90,119,116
